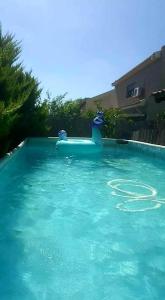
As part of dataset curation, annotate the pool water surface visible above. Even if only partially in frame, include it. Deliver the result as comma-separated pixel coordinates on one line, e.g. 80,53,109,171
0,139,165,300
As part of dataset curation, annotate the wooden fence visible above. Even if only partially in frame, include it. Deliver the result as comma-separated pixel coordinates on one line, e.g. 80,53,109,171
131,124,165,146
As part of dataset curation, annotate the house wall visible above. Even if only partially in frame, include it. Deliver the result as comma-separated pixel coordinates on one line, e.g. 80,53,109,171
84,46,165,120
114,46,165,120
115,57,163,108
84,89,117,111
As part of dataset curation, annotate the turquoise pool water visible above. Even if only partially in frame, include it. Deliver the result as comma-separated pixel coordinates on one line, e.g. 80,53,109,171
0,139,165,300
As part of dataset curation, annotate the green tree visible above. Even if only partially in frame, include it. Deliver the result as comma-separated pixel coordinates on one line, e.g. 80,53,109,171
47,94,88,136
0,26,48,155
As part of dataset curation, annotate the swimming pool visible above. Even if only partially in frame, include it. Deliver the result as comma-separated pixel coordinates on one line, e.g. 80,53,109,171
0,138,165,300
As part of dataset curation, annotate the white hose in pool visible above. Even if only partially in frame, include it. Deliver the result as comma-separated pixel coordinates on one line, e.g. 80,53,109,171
107,179,165,212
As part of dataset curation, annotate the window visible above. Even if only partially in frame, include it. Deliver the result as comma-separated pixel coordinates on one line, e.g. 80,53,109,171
126,82,136,98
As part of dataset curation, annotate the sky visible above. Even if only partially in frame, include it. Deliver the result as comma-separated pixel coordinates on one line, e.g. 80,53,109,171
0,0,165,100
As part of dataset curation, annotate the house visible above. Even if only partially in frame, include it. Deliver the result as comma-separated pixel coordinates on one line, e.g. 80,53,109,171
83,89,117,112
85,46,165,120
112,46,165,120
